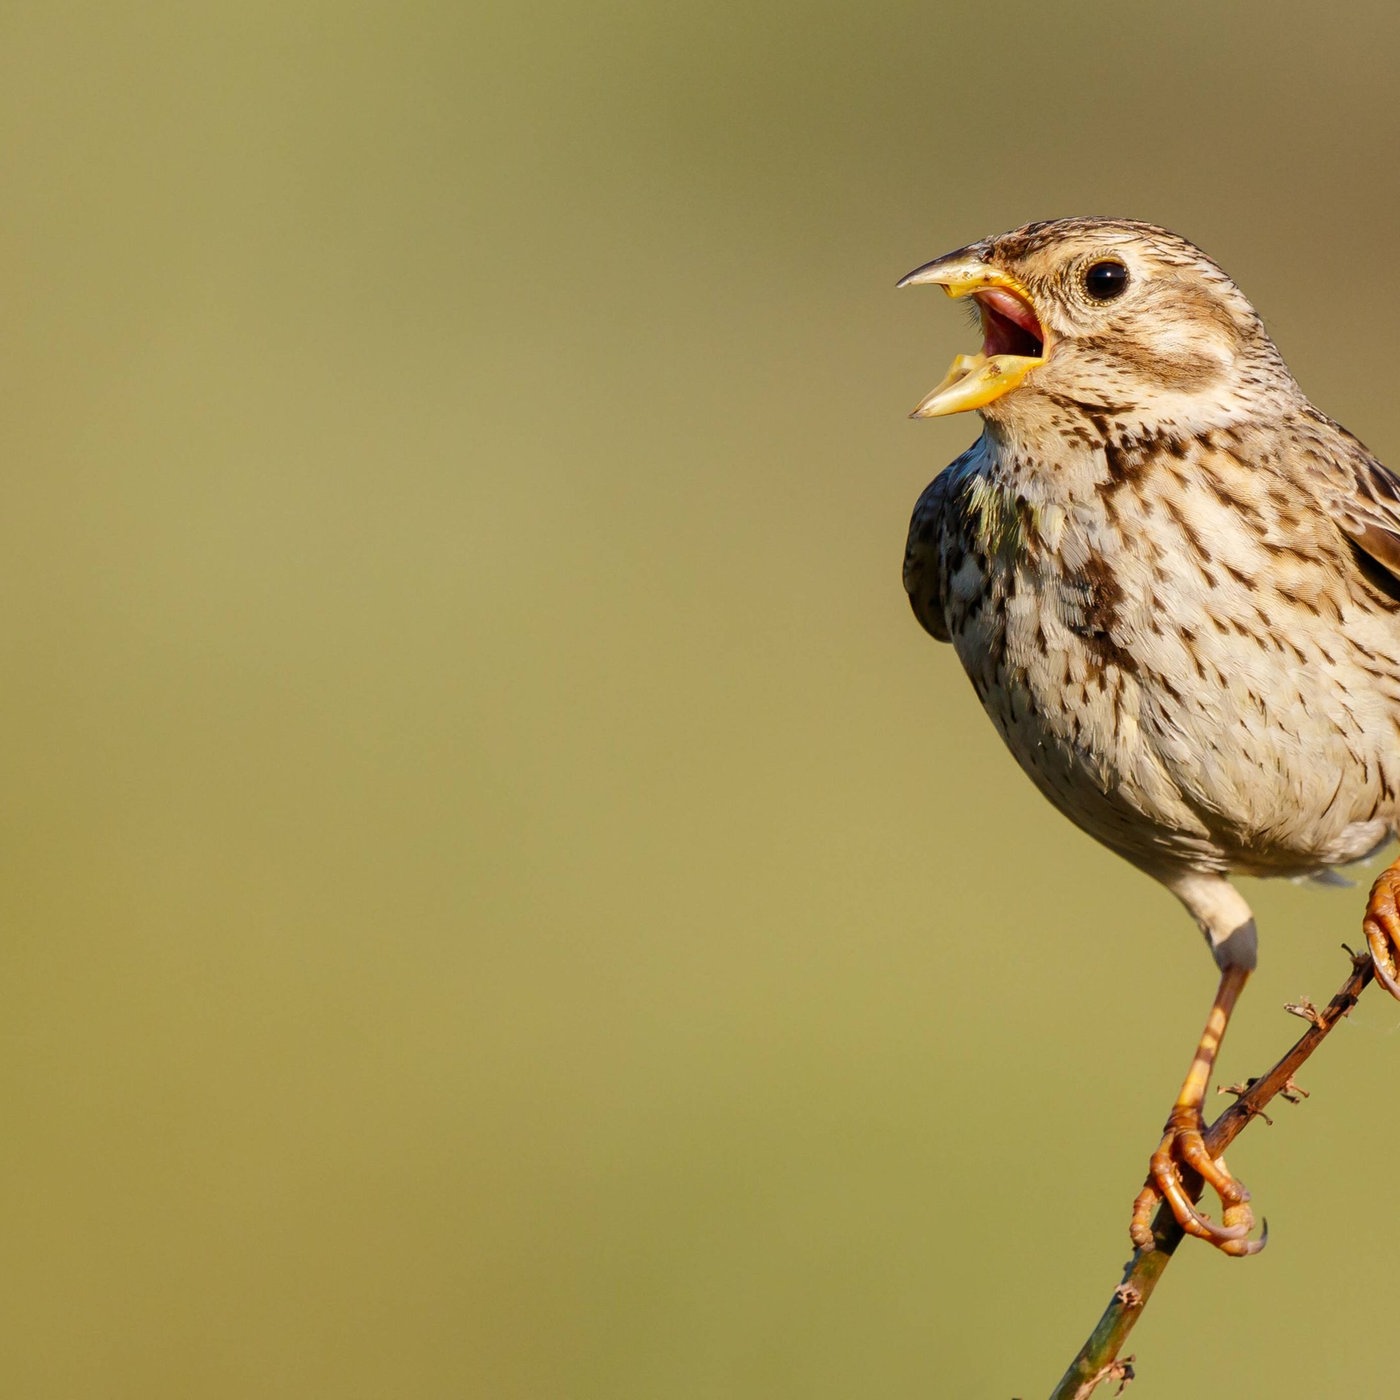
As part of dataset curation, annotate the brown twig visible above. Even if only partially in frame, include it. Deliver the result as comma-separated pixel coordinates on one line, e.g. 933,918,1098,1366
1046,947,1375,1400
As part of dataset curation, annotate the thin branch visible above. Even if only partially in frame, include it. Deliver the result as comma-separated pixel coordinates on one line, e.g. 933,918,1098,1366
1046,948,1376,1400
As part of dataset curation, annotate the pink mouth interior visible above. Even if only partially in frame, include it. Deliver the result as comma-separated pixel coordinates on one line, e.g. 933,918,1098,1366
975,287,1044,358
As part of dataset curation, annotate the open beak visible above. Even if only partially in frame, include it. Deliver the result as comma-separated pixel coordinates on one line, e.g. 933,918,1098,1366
898,253,1047,417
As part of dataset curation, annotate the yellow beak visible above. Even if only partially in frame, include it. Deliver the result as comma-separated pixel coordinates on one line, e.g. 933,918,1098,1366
898,255,1046,417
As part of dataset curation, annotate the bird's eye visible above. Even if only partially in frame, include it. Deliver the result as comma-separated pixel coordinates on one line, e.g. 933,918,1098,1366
1083,259,1130,301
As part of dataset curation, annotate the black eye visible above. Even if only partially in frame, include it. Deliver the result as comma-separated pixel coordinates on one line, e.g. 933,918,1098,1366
1084,259,1130,301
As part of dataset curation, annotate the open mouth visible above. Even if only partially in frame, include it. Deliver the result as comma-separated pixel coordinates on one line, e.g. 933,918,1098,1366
898,254,1048,418
975,286,1044,359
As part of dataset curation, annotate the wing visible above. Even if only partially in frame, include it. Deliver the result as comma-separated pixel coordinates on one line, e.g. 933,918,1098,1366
1328,445,1400,582
904,469,954,642
1291,405,1400,583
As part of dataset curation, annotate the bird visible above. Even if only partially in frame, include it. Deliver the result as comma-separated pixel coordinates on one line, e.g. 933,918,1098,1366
898,217,1400,1255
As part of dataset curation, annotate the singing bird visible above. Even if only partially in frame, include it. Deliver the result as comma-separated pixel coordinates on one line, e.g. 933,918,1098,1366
900,217,1400,1253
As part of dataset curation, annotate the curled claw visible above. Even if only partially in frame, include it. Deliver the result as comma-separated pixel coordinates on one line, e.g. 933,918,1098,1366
1217,1213,1268,1259
1129,1111,1266,1254
1160,1136,1251,1241
1363,867,1400,1000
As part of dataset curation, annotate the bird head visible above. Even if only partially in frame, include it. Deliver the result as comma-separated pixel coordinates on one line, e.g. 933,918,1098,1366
900,218,1296,435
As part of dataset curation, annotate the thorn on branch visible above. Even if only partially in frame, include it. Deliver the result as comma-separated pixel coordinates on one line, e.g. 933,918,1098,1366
1095,1357,1134,1396
1217,1077,1257,1097
1280,1076,1310,1104
1216,1079,1272,1124
1284,996,1325,1027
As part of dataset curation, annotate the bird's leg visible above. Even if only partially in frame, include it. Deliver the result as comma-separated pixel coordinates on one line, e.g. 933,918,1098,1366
1363,856,1400,1000
1129,963,1265,1255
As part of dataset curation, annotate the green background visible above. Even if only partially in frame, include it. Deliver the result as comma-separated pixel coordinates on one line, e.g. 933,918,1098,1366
3,2,1397,1395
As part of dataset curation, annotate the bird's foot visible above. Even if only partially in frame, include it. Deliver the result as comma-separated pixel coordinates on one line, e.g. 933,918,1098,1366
1363,863,1400,1000
1128,1105,1265,1256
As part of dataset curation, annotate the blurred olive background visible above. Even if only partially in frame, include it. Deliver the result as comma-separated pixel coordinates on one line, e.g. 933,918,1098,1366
3,2,1400,1396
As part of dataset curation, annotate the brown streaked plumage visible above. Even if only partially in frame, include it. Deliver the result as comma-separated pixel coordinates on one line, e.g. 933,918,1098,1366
899,217,1400,1254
